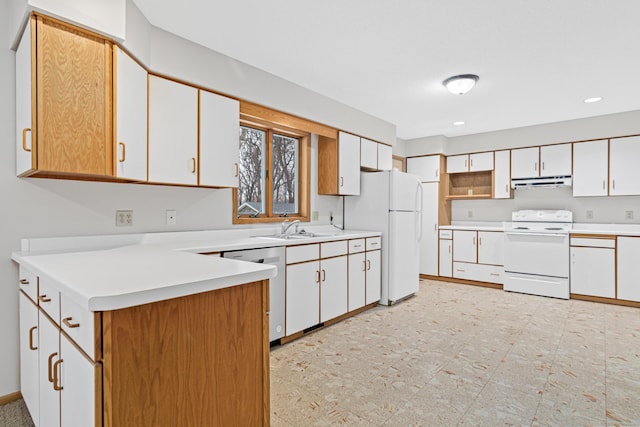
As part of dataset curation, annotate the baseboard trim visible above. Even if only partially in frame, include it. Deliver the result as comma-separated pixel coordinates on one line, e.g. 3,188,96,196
0,391,22,406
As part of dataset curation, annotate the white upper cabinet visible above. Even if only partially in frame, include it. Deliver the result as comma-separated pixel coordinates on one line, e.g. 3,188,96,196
360,138,378,169
610,136,640,196
114,47,148,181
511,147,539,179
446,155,468,173
338,131,361,195
377,143,393,171
540,143,572,176
406,155,441,182
199,90,240,187
573,139,608,197
148,75,198,185
447,152,493,173
493,150,511,199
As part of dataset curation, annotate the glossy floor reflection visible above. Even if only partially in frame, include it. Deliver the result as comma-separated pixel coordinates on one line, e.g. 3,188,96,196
270,279,640,426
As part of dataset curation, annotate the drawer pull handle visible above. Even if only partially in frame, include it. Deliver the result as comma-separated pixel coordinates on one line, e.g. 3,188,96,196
191,157,197,174
234,162,239,177
322,269,326,282
118,142,126,162
362,261,366,271
490,273,500,276
53,359,63,391
19,279,30,285
353,244,361,248
47,352,58,383
28,326,37,350
22,128,32,152
367,260,371,270
63,317,80,328
38,295,51,303
316,270,320,283
340,176,344,187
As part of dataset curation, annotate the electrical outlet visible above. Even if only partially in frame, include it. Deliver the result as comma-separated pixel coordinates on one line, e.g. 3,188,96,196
625,210,634,220
116,210,133,226
586,210,594,220
166,210,177,225
467,210,473,218
312,211,319,221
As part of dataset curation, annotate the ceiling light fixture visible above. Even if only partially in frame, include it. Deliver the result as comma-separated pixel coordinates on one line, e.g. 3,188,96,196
453,121,465,126
584,96,603,103
443,74,479,95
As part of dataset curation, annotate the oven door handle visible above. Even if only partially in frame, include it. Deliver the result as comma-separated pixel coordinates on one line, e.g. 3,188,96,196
505,232,568,237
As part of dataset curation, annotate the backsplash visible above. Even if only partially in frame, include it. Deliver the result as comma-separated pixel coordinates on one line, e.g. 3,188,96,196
451,187,640,224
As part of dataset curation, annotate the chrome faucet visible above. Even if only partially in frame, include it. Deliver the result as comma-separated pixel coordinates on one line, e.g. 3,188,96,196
281,220,300,235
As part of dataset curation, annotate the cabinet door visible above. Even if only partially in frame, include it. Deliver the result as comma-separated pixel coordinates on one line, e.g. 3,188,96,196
570,247,615,298
610,136,640,196
39,313,60,427
540,144,571,176
453,230,477,263
148,75,198,185
60,334,100,427
419,182,439,276
348,253,366,311
377,144,393,171
360,138,378,169
285,261,320,335
573,140,608,197
511,147,539,179
365,250,381,305
19,292,39,425
115,47,148,181
494,150,511,199
338,132,361,195
320,256,348,322
406,155,441,182
199,90,240,187
439,239,452,277
617,237,640,302
16,20,34,176
446,155,469,173
477,231,504,265
469,152,494,172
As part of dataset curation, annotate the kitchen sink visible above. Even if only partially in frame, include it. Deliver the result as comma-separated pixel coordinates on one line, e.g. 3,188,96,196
253,231,340,240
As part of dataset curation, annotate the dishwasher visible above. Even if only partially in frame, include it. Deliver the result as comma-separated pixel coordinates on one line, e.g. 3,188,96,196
222,246,285,343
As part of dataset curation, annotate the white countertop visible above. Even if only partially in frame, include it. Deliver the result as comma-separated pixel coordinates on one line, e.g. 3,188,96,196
439,221,504,232
570,223,640,236
12,228,381,312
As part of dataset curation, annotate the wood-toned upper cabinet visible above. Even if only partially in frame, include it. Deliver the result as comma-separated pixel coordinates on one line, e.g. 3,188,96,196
114,47,147,181
148,75,198,185
610,136,640,196
318,131,360,195
573,139,608,197
199,90,240,188
16,15,114,177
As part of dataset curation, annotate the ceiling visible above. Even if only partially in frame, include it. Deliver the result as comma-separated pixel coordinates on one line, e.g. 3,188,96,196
132,0,640,140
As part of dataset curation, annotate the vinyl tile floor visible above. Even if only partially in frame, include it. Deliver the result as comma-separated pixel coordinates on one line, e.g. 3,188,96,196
3,279,639,426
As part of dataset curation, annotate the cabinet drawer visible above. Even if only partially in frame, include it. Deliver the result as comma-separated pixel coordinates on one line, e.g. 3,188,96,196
453,262,503,284
366,237,381,251
38,278,60,324
18,265,38,302
60,293,100,361
570,237,615,248
439,230,452,239
286,244,320,264
321,240,348,258
349,239,366,253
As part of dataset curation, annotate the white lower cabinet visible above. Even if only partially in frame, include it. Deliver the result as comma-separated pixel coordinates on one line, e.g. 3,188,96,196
320,256,348,322
348,238,382,310
617,236,640,302
60,334,100,426
285,260,320,336
19,292,39,425
365,248,381,305
439,238,452,277
447,229,504,284
570,243,615,298
453,262,503,283
39,313,60,427
348,252,366,311
453,230,477,263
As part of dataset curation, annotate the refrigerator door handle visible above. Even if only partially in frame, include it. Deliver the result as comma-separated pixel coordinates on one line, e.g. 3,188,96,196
416,182,424,243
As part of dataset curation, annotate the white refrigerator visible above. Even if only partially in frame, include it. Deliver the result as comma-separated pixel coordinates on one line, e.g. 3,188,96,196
345,170,423,305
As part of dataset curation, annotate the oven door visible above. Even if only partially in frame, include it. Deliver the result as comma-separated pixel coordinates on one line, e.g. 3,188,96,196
504,232,569,278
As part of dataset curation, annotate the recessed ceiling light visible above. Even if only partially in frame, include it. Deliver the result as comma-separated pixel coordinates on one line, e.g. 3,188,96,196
453,121,465,126
584,96,603,103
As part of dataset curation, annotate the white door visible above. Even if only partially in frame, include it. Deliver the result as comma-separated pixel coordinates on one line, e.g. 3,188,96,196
570,247,615,298
115,47,148,181
390,171,421,212
573,140,608,197
39,314,60,427
617,236,640,302
477,231,504,265
348,252,366,311
377,144,393,171
365,250,381,305
199,90,240,187
148,75,198,185
469,152,494,172
511,147,539,179
406,155,440,182
320,256,348,322
285,261,320,335
453,230,477,263
446,155,468,173
610,136,640,196
19,293,39,425
493,150,511,199
439,239,452,277
60,334,98,427
338,131,361,195
420,182,439,275
360,138,378,169
540,144,571,176
388,211,419,302
16,22,34,176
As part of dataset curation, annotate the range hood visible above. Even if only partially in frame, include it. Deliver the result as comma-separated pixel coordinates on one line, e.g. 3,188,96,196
511,175,572,189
